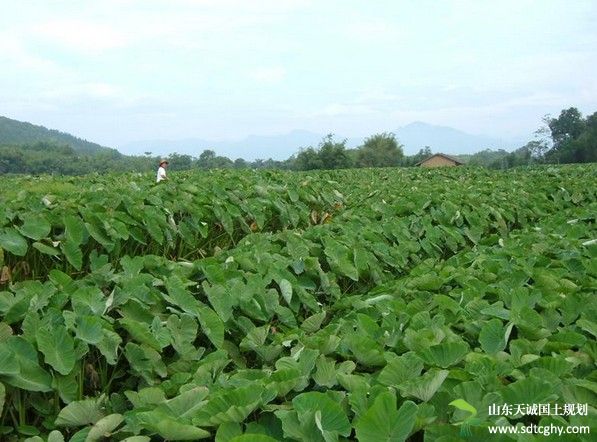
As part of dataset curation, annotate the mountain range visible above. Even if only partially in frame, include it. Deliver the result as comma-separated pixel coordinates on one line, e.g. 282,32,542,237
0,115,529,161
0,116,113,154
120,122,528,160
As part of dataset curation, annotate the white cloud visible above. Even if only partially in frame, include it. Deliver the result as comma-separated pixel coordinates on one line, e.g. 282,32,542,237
579,81,597,104
249,67,286,83
345,19,405,42
383,91,575,137
390,96,553,122
0,0,595,146
33,20,129,53
41,82,120,100
354,90,401,104
311,91,400,118
0,34,65,73
314,103,377,117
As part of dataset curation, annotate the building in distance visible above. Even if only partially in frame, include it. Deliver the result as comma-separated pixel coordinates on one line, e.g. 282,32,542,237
416,153,464,168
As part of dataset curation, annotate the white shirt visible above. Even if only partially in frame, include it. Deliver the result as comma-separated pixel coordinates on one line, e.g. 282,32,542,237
156,166,167,182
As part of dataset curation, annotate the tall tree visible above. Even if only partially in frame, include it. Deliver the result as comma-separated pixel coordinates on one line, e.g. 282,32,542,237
234,158,248,169
543,108,596,164
197,149,217,169
294,147,322,170
554,111,597,163
548,108,586,147
357,132,404,167
293,135,352,170
166,153,194,170
317,134,352,170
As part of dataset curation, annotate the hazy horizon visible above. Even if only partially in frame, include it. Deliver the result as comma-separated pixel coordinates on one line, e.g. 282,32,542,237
118,121,528,160
1,0,596,154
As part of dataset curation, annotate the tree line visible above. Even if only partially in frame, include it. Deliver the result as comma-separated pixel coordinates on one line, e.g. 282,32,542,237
0,132,425,175
467,107,596,168
0,107,594,175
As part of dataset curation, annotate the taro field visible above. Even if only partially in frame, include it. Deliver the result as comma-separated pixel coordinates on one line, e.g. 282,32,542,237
0,165,595,441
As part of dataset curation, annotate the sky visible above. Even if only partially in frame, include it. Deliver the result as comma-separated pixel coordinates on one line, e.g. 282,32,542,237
1,0,596,152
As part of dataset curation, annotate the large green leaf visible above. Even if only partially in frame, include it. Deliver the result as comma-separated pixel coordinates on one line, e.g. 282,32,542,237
268,368,303,397
290,391,351,442
18,215,51,241
124,342,167,381
96,329,122,365
347,334,386,367
125,387,167,408
479,318,508,354
0,342,19,375
32,241,60,256
203,283,234,323
577,318,597,338
279,279,293,305
215,422,242,442
47,431,65,442
64,215,85,245
86,414,123,441
301,311,326,333
399,369,449,402
71,286,106,316
378,352,423,387
313,356,337,388
104,217,130,241
84,221,113,249
144,216,164,245
2,337,52,392
67,428,91,442
119,318,162,351
160,387,209,421
0,228,28,256
275,410,305,441
501,376,558,406
0,321,12,342
55,396,105,427
167,314,198,356
197,305,225,349
420,341,469,368
61,239,83,271
193,386,261,426
135,411,210,440
164,276,201,315
448,398,478,418
75,315,103,344
0,382,5,417
53,370,79,403
155,419,210,440
230,435,278,442
36,325,76,375
355,391,418,442
323,239,359,281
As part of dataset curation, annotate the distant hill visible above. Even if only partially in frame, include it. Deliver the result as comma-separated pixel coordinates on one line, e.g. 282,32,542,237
393,122,525,155
0,116,114,154
120,130,334,161
121,123,528,160
1,114,529,161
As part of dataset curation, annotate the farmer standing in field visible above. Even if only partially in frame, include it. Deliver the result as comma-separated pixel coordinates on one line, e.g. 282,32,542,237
156,159,169,182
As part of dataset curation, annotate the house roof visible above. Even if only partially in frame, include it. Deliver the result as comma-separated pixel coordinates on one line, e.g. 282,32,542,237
415,153,464,166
